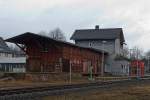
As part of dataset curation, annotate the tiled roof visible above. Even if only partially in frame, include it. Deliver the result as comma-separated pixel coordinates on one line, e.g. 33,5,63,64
70,28,125,43
5,32,108,54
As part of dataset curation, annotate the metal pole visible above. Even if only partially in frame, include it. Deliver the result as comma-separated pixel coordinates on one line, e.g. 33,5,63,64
101,43,104,76
148,56,150,72
69,61,72,84
90,65,93,80
148,56,149,72
129,49,133,77
136,48,139,78
137,60,139,78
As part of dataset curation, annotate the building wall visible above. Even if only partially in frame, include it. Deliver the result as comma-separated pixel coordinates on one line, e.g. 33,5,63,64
115,38,121,54
26,42,62,72
104,54,115,72
110,60,129,76
25,40,103,75
75,40,115,54
75,39,127,76
62,45,102,74
75,38,123,55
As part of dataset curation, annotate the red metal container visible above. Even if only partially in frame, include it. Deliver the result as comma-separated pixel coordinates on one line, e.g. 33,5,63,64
130,60,144,77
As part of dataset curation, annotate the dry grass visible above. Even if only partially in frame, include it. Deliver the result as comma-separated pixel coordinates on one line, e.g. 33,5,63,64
0,76,130,90
43,83,150,100
0,78,90,90
0,74,138,91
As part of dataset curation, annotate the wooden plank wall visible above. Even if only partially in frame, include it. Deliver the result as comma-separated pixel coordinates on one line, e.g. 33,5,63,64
25,40,102,75
26,41,62,72
62,44,102,74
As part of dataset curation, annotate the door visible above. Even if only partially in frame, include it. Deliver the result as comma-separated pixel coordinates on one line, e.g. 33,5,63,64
62,59,70,72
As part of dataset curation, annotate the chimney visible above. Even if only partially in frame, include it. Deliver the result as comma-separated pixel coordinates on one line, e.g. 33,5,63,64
95,25,99,30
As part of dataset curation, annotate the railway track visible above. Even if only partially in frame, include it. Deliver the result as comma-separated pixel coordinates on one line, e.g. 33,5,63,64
0,77,150,99
0,81,112,96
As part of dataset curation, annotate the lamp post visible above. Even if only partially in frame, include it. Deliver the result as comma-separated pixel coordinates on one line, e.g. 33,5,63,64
101,40,107,76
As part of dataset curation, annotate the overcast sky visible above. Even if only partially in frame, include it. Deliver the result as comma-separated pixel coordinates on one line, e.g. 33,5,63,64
0,0,150,51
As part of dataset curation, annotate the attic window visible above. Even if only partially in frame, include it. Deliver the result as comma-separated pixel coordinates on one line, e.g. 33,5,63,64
41,44,48,52
89,42,94,47
95,25,99,30
42,47,48,52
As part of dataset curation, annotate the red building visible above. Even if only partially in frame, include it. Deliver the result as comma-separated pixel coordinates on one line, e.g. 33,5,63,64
6,32,108,76
130,60,144,77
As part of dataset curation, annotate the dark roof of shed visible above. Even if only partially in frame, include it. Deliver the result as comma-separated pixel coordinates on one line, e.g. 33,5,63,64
0,37,13,53
70,28,125,43
5,32,108,54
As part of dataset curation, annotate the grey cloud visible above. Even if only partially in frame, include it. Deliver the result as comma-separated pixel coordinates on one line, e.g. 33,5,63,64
0,0,150,51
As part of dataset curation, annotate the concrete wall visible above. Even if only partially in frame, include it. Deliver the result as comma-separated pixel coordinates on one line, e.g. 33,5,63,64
104,54,130,76
105,60,130,76
104,54,115,73
111,60,129,76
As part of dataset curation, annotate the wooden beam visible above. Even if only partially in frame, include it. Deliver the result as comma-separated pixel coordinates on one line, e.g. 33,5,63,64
15,43,26,53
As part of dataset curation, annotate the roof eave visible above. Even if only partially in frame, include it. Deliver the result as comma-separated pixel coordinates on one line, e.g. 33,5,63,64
6,32,108,54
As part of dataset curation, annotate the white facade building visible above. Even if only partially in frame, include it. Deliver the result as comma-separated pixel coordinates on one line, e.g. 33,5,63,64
71,25,129,76
0,37,26,73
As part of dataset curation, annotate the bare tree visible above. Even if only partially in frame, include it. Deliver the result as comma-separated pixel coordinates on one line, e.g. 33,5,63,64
9,44,22,52
38,28,66,41
14,45,21,52
129,46,143,60
9,44,14,50
38,31,47,36
48,28,66,41
146,50,150,57
122,46,130,58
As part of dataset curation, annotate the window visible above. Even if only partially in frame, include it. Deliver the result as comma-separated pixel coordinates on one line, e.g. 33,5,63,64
42,44,48,52
89,41,94,47
5,53,8,57
43,47,48,52
121,64,123,69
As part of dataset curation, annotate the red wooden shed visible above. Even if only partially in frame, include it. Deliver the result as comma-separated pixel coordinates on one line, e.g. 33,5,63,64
5,32,108,76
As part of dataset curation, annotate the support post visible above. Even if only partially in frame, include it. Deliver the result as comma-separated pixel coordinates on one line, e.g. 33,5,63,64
101,50,104,76
148,56,150,72
69,60,72,84
90,66,93,80
101,41,106,76
15,43,26,53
